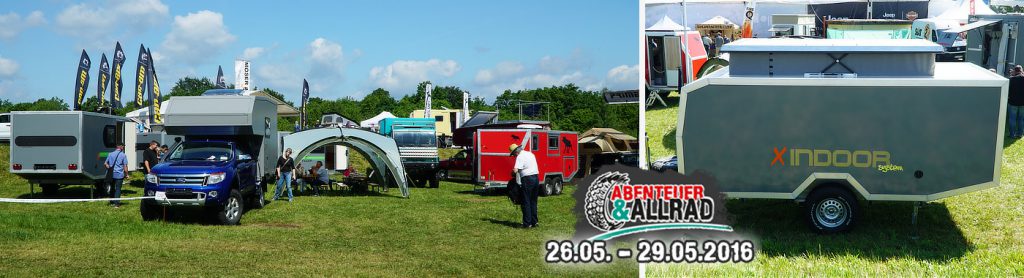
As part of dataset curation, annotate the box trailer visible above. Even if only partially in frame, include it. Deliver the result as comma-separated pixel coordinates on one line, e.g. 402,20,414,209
442,128,578,196
769,14,816,38
963,14,1024,75
9,111,136,195
676,39,1006,233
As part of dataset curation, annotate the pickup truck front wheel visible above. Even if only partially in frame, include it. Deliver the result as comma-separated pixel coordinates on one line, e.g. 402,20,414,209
214,189,243,225
140,201,160,221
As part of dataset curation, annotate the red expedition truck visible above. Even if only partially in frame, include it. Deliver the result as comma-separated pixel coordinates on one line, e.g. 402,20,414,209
441,118,578,196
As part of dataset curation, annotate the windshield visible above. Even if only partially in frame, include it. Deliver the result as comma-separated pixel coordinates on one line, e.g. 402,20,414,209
393,130,436,147
168,142,233,162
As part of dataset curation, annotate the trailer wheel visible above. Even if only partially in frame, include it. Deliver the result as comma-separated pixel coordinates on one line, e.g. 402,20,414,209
437,170,448,181
541,178,555,197
804,186,859,234
553,178,563,195
40,184,59,196
215,189,244,225
140,201,160,221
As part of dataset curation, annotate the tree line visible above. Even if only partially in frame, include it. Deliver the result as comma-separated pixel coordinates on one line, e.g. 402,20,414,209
0,77,637,137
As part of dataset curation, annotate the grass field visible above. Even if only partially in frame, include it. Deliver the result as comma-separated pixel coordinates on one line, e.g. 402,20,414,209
645,98,1024,276
0,145,636,276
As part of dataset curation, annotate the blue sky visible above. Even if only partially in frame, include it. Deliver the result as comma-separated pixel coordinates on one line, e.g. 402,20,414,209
0,0,639,105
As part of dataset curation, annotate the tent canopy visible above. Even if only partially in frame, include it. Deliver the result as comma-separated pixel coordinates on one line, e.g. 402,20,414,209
648,15,690,31
699,15,738,27
360,111,396,128
578,128,638,154
934,0,997,23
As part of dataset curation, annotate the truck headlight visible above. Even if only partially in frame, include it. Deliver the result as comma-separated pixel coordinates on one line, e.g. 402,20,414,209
146,174,158,184
207,172,226,185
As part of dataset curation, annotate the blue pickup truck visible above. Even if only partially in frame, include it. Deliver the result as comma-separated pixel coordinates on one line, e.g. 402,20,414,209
140,91,279,225
141,139,264,224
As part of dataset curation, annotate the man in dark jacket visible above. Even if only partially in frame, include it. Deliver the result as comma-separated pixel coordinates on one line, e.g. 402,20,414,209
1009,66,1024,138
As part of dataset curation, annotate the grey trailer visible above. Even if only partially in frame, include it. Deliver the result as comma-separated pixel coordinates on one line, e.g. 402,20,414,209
161,94,279,181
962,14,1024,75
677,39,1006,233
135,132,183,170
9,111,137,195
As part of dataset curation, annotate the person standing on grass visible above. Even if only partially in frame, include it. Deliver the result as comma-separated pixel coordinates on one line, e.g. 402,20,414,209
510,143,540,229
273,148,295,202
104,143,128,208
1008,65,1024,138
143,141,160,174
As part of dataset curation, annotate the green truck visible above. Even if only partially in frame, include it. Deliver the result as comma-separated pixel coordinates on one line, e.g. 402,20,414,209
379,117,439,188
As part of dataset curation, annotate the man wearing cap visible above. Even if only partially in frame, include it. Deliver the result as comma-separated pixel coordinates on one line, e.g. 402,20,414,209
510,143,540,228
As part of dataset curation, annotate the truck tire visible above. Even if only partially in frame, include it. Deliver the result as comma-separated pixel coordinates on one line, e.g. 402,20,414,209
140,201,161,221
804,186,859,234
540,178,554,197
215,189,244,225
41,184,59,196
250,184,266,209
429,174,440,188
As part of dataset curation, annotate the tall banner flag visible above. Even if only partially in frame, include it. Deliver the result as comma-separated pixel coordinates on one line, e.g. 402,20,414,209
424,83,432,118
134,44,149,107
216,66,226,88
147,48,162,124
73,50,91,111
97,54,110,109
301,79,309,128
741,5,754,38
462,92,469,126
111,42,126,109
234,60,251,91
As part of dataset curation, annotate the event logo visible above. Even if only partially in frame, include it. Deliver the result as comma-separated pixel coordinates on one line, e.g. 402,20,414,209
548,165,753,264
574,165,734,241
585,172,715,233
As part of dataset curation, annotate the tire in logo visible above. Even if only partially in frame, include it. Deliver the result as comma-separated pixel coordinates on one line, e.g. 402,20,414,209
585,171,629,231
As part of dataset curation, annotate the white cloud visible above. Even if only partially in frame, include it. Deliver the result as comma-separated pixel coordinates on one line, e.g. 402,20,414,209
472,50,612,98
308,37,344,76
369,59,460,92
473,61,524,85
241,47,265,60
605,64,639,89
0,10,46,40
160,10,236,65
54,0,168,48
0,56,19,77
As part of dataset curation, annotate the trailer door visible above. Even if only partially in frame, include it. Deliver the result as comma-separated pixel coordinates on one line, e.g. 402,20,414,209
560,133,578,181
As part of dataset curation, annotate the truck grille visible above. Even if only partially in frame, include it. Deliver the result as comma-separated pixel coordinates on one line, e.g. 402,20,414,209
158,174,207,186
399,147,438,158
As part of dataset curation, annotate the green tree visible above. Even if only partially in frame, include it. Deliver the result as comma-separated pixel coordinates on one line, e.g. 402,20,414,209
360,88,397,119
163,76,217,101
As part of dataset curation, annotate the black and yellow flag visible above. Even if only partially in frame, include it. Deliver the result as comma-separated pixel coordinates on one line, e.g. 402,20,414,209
147,48,162,124
111,42,126,109
134,44,149,107
97,53,110,109
72,50,91,111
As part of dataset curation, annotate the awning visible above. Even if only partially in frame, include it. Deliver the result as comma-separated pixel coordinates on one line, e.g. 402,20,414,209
769,26,794,32
946,20,1001,34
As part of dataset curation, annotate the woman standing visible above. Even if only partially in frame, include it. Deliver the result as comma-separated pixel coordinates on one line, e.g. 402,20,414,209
272,148,296,202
